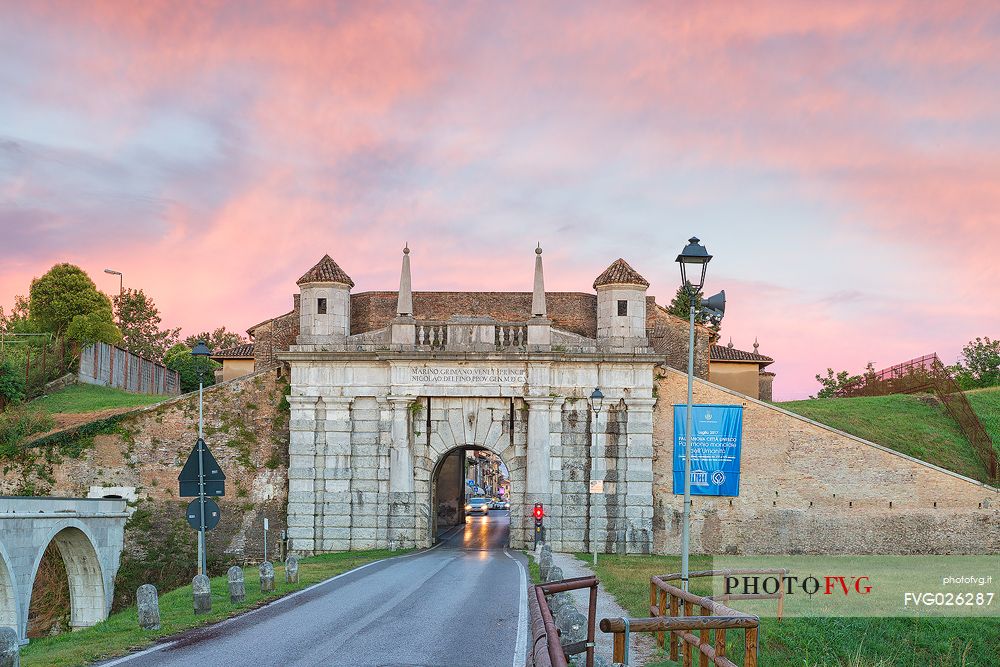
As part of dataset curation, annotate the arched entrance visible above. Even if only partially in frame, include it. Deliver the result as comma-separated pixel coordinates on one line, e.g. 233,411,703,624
27,526,106,633
431,446,512,548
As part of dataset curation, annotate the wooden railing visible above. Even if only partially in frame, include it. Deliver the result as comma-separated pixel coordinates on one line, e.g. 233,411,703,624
601,569,786,666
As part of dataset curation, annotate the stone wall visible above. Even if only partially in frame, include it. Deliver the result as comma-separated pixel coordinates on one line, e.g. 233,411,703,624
249,296,299,370
1,368,291,609
651,367,999,554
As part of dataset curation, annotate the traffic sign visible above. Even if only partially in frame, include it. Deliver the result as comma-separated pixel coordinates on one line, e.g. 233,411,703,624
187,498,221,531
178,439,226,498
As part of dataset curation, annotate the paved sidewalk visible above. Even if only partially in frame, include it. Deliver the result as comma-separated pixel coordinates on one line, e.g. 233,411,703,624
534,550,656,666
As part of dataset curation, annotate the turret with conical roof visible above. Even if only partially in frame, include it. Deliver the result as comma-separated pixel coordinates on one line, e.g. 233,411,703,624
296,254,353,344
594,257,650,347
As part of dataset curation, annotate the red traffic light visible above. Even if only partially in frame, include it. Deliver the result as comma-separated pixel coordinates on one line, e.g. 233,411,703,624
533,503,544,520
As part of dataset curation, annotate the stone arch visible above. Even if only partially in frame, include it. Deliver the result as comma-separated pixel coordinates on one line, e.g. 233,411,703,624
27,522,106,633
0,541,19,632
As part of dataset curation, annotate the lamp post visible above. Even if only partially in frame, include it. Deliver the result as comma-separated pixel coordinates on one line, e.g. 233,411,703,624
675,237,712,592
589,386,604,566
191,339,212,576
104,269,123,327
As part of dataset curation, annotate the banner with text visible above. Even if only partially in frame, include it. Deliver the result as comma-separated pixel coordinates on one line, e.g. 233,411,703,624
672,404,743,496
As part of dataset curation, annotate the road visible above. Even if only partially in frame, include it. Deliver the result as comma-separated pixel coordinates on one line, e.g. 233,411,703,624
104,511,527,667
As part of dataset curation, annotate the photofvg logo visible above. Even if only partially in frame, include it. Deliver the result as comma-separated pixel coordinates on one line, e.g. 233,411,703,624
724,574,873,597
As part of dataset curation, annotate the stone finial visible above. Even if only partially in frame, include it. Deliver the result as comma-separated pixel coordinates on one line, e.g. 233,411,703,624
531,243,546,318
727,337,734,349
136,584,160,630
259,561,275,593
396,243,413,317
754,337,760,353
285,554,300,584
227,566,245,603
0,626,20,667
192,574,211,615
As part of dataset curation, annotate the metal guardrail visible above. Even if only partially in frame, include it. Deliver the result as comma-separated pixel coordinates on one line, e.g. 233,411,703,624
532,575,598,667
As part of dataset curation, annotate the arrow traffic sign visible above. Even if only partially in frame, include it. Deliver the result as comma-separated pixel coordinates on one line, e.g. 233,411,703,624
178,438,226,498
186,498,221,531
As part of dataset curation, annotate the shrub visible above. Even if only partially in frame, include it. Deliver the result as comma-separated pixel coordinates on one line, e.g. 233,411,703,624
0,358,26,405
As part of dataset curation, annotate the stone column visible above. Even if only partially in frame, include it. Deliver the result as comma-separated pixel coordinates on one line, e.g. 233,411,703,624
525,397,554,495
545,397,565,548
286,395,320,554
388,397,414,493
624,397,656,554
321,397,354,552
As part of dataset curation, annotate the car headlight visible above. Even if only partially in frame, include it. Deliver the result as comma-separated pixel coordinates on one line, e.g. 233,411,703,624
465,504,471,511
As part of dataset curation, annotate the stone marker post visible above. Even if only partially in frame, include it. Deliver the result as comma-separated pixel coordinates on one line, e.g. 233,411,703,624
285,554,299,584
0,626,19,667
228,566,245,603
259,561,275,593
192,574,211,615
136,584,160,630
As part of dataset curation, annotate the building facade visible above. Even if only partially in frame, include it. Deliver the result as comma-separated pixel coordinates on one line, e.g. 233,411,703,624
279,247,675,553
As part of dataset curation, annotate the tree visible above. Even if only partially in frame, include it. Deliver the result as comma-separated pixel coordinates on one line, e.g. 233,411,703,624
114,288,181,361
65,309,121,346
183,327,247,353
0,295,34,334
952,337,1000,390
29,264,113,336
811,362,875,398
165,349,220,393
666,283,722,331
0,358,26,406
163,343,190,367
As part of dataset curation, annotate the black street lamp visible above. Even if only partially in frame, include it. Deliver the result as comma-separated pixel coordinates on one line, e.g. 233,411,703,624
588,386,604,565
675,237,712,293
190,340,211,576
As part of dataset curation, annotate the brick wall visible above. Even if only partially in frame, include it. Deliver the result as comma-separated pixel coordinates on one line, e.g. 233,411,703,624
652,367,999,554
646,302,712,379
350,291,599,337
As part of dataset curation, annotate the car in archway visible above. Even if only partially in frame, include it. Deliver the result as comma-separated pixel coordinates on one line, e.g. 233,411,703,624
465,497,491,517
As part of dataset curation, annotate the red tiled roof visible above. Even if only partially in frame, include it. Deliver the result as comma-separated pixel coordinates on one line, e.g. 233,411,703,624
211,344,255,359
296,254,354,287
593,258,649,288
710,344,773,366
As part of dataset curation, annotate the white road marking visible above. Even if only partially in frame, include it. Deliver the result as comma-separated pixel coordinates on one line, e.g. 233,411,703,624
503,547,528,667
99,546,438,666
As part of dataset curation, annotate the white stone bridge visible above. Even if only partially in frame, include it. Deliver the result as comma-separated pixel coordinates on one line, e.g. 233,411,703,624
0,496,128,643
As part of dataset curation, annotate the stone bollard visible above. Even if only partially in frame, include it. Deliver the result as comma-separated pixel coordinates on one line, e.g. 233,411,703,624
284,554,299,584
228,566,245,604
136,584,160,630
0,626,19,667
259,561,275,593
192,574,211,615
545,565,564,583
538,550,553,580
556,607,588,648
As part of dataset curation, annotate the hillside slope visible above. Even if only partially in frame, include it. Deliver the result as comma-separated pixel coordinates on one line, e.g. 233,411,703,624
779,392,997,485
966,386,1000,451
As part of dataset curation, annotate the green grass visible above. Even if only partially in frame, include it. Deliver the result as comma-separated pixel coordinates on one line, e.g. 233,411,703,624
29,384,168,414
581,554,999,667
778,393,996,484
21,549,405,667
967,386,1000,452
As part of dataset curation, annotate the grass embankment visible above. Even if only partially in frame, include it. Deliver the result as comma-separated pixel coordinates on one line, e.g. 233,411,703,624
967,387,1000,450
581,554,999,667
21,549,404,667
29,383,167,414
778,393,998,484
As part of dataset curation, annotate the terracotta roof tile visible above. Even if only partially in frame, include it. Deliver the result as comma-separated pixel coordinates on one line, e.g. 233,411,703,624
593,258,649,288
211,344,255,359
710,344,773,366
296,254,354,287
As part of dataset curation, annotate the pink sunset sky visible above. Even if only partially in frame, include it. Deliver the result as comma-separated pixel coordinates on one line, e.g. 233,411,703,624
1,1,998,400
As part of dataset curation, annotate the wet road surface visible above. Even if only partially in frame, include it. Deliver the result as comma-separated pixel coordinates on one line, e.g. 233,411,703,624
102,511,526,667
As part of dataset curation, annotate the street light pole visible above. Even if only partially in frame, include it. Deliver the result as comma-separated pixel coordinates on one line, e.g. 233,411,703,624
103,269,123,327
675,237,712,593
589,387,604,566
191,340,212,577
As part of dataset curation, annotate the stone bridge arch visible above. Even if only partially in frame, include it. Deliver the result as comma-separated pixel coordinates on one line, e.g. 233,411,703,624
0,497,127,643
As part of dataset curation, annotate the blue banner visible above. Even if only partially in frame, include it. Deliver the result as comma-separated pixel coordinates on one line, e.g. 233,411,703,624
672,404,743,496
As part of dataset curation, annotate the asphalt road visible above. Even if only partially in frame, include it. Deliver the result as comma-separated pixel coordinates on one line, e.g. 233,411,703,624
104,511,527,667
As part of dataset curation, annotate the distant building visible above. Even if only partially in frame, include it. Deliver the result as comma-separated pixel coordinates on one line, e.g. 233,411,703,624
709,339,775,400
210,344,256,383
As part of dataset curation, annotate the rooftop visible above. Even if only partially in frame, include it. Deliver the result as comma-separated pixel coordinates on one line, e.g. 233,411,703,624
593,258,649,288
